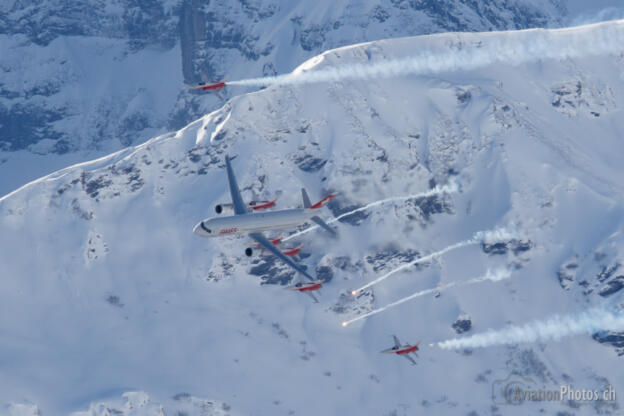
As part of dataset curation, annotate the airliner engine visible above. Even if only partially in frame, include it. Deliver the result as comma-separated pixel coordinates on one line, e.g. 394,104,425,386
215,203,234,214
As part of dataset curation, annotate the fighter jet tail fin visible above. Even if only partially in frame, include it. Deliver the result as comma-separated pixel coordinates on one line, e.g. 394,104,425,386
301,188,312,209
303,190,336,210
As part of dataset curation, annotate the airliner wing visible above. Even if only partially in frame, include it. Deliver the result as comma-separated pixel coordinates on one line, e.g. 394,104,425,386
248,232,315,282
311,215,337,237
225,155,248,215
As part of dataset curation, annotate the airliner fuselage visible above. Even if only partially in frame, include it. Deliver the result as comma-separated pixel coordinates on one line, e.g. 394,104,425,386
193,208,316,237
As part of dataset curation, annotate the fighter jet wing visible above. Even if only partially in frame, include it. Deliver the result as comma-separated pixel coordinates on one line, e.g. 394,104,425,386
403,354,417,365
393,335,401,348
248,232,315,282
225,155,248,215
305,292,319,303
200,71,209,84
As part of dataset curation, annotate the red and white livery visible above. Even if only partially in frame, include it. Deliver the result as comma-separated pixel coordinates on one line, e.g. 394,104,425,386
285,280,323,303
381,335,420,365
188,80,226,92
249,235,303,257
214,198,277,214
193,155,337,302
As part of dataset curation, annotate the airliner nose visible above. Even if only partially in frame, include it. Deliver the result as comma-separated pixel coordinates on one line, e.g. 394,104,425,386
193,223,202,236
193,221,212,237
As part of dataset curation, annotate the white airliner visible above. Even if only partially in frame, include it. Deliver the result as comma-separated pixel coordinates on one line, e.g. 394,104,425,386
193,155,337,301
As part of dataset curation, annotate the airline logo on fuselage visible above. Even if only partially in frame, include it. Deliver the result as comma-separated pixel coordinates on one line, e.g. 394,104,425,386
219,227,238,235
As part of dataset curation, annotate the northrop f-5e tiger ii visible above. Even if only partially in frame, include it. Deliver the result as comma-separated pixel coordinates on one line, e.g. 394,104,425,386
193,155,336,301
381,335,420,365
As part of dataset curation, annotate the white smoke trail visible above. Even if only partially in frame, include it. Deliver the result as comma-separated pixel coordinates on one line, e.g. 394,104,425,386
281,180,458,242
229,20,624,88
351,237,478,294
435,307,624,350
351,227,516,294
342,268,511,327
477,228,518,243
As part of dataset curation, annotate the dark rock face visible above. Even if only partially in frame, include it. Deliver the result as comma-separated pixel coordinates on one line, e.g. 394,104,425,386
412,194,453,221
294,154,327,172
556,256,624,302
0,0,567,196
327,201,371,226
331,289,374,315
249,254,297,285
106,295,124,307
482,239,532,256
593,331,624,356
0,1,180,155
556,258,578,291
456,88,472,104
366,247,421,272
249,254,334,286
0,0,178,47
552,81,582,109
598,264,620,283
81,172,113,199
315,265,334,283
292,0,563,54
483,242,508,255
598,276,624,298
0,0,566,154
452,315,472,334
0,104,66,152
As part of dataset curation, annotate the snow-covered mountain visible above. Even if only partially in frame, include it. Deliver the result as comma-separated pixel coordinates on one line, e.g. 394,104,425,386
3,0,618,197
3,20,624,415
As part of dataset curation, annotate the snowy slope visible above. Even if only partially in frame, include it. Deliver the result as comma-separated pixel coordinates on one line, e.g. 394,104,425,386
1,0,613,197
2,22,624,415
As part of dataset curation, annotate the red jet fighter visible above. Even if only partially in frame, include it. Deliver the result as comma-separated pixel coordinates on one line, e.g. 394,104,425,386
248,234,303,257
381,335,420,365
248,198,277,211
189,80,226,92
285,280,323,303
214,198,277,214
